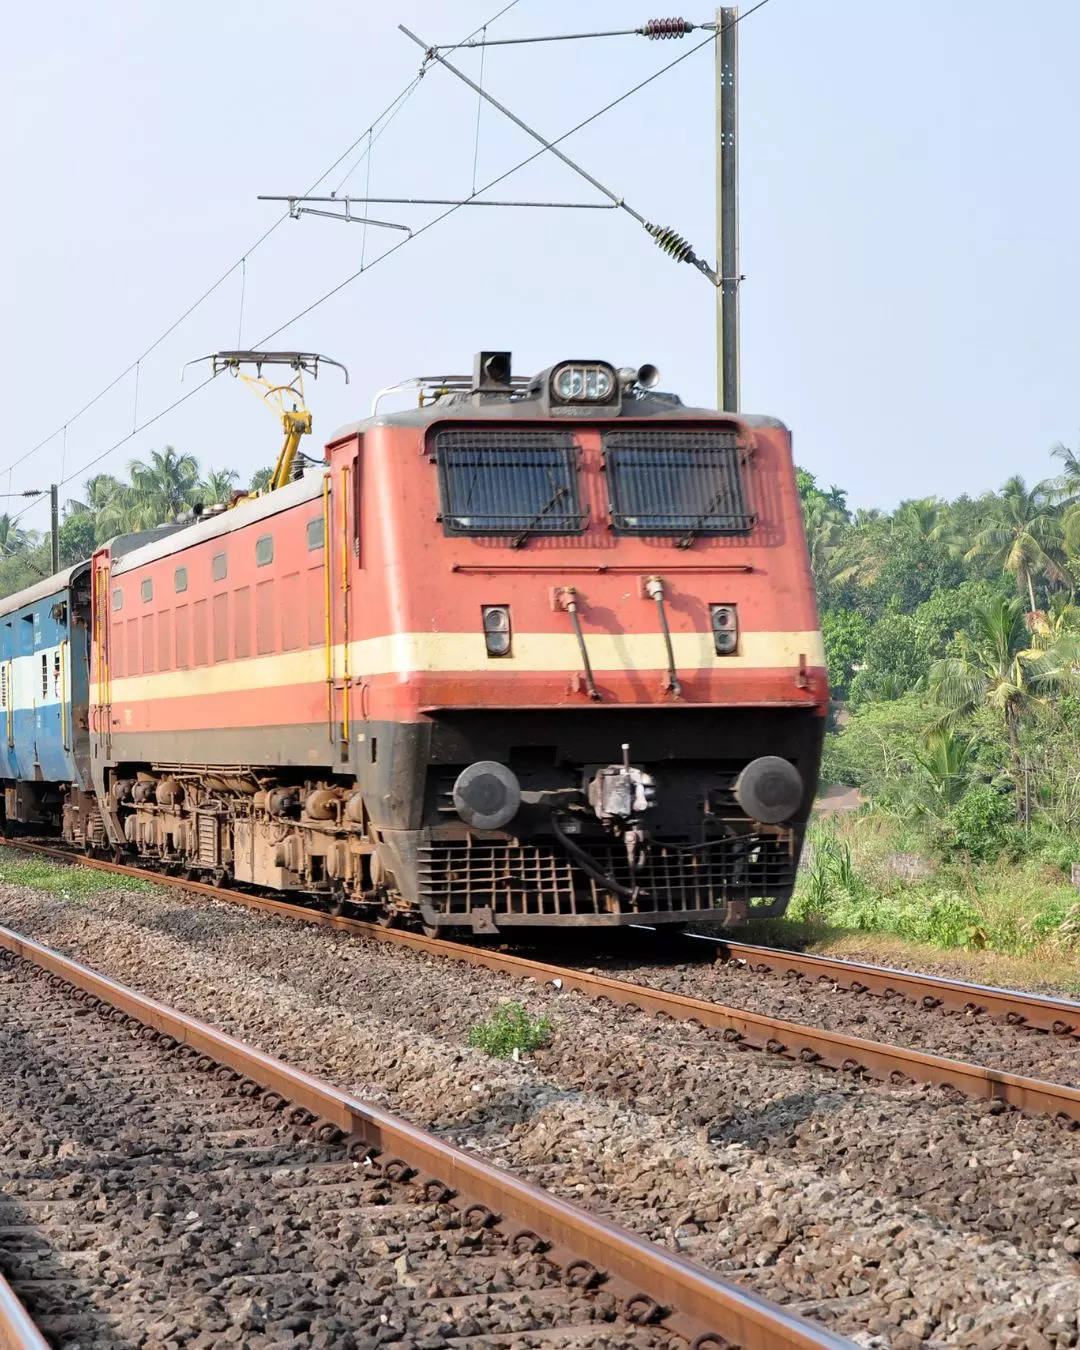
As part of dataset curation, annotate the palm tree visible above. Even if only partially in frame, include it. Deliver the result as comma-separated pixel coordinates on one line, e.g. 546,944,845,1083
0,514,31,557
802,494,847,591
1027,591,1080,648
928,595,1068,819
248,466,274,494
1050,441,1080,502
199,467,239,507
965,475,1071,613
914,730,977,815
65,473,136,541
127,447,201,527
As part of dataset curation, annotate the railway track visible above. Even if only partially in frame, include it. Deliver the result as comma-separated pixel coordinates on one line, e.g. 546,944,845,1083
706,936,1080,1037
4,841,1080,1129
0,920,844,1350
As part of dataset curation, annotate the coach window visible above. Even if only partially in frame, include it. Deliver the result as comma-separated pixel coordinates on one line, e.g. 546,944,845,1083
306,516,324,551
141,578,153,604
212,552,227,582
174,566,188,594
112,588,124,611
255,535,274,567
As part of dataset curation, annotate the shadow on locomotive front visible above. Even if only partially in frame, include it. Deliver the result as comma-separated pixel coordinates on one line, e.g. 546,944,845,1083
0,353,827,936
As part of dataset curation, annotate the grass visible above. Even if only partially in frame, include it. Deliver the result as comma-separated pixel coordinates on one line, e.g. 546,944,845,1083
0,846,151,901
774,812,1080,991
467,1001,552,1059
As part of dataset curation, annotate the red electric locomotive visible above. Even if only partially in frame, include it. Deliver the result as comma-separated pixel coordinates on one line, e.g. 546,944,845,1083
78,352,826,935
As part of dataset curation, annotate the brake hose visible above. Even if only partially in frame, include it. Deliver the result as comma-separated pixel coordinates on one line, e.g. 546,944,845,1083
550,812,639,901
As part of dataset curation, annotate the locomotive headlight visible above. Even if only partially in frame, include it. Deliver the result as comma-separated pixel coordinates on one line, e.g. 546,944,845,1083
551,361,616,404
482,605,512,656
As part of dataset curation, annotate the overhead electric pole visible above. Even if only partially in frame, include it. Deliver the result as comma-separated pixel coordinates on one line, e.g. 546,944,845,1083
50,484,59,573
716,6,740,411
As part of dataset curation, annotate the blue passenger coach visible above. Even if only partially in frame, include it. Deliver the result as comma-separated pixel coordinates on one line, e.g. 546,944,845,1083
0,563,92,827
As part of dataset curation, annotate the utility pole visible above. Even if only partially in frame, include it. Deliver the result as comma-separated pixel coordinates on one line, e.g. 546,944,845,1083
716,6,740,411
50,484,59,573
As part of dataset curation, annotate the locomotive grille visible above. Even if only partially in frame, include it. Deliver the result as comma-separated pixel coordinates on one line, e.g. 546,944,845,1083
434,428,585,536
418,832,796,920
603,427,753,535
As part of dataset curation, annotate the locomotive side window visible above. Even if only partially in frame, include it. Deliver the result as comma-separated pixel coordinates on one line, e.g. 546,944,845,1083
141,578,153,603
174,566,188,594
603,428,754,538
112,588,124,611
212,552,227,582
255,535,274,567
434,428,584,539
307,516,324,551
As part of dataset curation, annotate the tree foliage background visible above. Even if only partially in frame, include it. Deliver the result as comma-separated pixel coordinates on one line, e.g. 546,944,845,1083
804,444,1080,863
0,453,272,598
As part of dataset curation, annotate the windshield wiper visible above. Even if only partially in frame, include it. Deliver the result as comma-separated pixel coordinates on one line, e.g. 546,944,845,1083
510,482,568,548
677,486,727,549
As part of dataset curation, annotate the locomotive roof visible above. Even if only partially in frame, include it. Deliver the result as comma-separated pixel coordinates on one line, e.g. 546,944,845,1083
329,391,788,443
0,559,91,621
108,472,323,576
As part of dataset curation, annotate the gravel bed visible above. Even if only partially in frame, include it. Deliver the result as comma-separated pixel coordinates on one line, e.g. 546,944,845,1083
2,879,1080,1348
558,940,1080,1088
0,948,677,1350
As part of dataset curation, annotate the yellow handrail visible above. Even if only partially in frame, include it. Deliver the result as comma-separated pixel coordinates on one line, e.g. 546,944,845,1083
322,474,333,741
340,464,351,749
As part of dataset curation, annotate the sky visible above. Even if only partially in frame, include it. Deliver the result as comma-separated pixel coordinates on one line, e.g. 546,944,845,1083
3,0,1079,537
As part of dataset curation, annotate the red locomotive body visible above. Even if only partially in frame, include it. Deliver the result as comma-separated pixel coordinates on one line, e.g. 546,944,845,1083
82,355,826,934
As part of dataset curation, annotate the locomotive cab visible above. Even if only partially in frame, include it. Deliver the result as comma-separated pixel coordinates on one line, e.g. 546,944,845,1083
326,352,828,933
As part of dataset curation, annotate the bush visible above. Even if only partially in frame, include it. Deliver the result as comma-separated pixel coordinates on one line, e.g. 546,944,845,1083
941,784,1014,861
467,1002,551,1059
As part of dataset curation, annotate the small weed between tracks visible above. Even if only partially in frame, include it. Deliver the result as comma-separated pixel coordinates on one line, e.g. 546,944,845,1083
0,847,151,900
468,1001,552,1059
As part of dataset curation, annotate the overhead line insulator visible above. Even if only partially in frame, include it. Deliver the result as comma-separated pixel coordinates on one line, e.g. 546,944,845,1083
639,18,695,39
645,222,695,264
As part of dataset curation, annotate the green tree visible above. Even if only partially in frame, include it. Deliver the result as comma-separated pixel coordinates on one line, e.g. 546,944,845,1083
913,731,977,814
965,475,1070,612
199,467,239,506
928,596,1068,820
821,610,870,697
127,447,201,527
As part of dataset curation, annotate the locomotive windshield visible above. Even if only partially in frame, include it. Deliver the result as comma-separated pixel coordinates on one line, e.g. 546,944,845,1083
604,428,753,538
436,428,585,539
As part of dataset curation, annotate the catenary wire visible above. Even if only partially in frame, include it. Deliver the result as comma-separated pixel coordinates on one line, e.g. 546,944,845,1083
23,0,765,504
2,1,522,485
257,2,769,345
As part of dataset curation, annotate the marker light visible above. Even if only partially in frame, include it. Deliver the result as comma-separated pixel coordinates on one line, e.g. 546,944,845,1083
551,362,616,403
710,604,738,655
482,605,512,656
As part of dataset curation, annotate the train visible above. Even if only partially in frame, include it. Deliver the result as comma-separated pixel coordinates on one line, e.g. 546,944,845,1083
0,352,826,935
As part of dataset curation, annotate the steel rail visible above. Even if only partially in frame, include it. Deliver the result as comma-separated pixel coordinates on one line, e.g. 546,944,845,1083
0,921,845,1350
0,1273,47,1350
705,937,1080,1038
6,841,1080,1126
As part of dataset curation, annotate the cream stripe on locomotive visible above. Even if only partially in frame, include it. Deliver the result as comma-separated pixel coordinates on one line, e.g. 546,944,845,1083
92,629,825,703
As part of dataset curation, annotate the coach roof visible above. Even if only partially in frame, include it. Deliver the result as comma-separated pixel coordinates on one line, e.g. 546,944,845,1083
0,560,91,623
